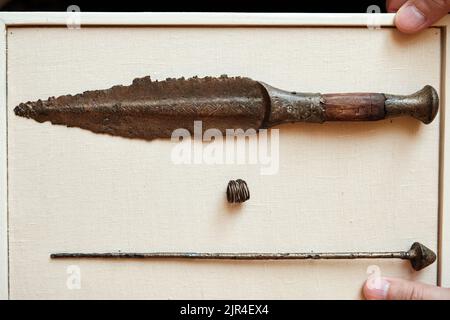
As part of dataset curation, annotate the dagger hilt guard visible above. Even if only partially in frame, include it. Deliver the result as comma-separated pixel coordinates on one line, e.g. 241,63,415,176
260,83,439,126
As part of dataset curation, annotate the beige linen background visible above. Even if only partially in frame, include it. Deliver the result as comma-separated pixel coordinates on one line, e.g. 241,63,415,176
7,26,441,299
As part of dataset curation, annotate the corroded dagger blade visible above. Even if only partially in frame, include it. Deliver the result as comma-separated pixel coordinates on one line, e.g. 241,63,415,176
15,76,267,140
14,75,439,140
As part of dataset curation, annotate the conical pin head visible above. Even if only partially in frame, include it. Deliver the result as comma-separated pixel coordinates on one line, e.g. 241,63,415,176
409,242,436,271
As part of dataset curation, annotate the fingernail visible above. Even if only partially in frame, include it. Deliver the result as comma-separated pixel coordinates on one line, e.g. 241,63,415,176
396,4,427,32
364,277,391,300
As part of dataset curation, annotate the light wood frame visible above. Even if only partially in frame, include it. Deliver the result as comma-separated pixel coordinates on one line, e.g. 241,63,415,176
0,12,448,299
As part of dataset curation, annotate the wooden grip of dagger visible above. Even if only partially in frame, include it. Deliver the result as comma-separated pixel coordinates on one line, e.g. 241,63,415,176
14,76,439,140
262,82,439,126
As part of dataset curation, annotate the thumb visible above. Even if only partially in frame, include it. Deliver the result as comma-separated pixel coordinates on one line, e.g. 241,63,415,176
395,0,450,34
363,277,450,300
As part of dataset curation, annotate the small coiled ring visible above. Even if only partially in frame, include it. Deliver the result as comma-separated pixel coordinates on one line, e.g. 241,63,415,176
226,179,250,203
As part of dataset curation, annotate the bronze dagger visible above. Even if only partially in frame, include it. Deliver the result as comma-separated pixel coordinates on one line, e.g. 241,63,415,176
14,75,439,140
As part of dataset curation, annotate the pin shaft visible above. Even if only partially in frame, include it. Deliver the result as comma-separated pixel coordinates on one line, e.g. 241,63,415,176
50,242,437,271
50,251,410,260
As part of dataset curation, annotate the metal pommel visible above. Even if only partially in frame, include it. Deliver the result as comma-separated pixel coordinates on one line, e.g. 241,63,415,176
385,85,439,124
408,242,436,271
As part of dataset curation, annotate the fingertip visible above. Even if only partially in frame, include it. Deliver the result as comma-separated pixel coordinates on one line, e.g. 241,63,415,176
363,277,391,300
395,4,427,34
363,281,378,300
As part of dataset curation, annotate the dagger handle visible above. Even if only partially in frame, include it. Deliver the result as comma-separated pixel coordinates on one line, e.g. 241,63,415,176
260,83,439,126
322,85,439,124
322,92,386,122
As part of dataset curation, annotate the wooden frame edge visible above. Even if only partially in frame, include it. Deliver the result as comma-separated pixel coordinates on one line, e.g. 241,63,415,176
440,19,449,287
0,12,447,298
0,18,7,300
0,12,397,27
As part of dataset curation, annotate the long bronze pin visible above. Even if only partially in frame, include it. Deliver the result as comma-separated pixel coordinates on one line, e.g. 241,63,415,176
50,242,436,271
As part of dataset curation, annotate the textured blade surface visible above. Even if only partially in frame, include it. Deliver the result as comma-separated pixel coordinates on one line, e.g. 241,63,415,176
14,76,268,140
